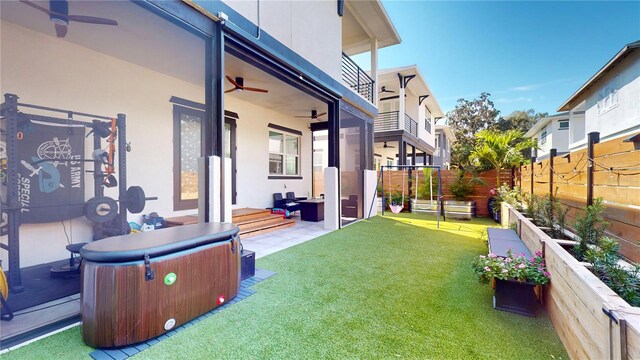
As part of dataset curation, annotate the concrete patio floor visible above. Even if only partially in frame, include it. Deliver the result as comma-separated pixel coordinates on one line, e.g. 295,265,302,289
240,218,331,259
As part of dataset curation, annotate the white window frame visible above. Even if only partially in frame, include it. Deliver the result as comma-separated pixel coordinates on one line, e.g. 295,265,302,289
558,120,569,130
269,129,300,177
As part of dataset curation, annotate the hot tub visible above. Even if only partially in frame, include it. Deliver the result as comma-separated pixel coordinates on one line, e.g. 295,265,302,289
80,223,240,348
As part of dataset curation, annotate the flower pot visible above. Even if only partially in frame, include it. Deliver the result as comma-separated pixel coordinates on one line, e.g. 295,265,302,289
493,210,501,223
493,279,537,317
443,200,476,220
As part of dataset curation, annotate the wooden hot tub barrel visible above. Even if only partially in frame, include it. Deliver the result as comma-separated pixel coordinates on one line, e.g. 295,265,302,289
80,223,240,348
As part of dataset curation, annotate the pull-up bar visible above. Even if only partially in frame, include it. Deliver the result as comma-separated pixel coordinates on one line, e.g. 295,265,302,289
367,165,442,228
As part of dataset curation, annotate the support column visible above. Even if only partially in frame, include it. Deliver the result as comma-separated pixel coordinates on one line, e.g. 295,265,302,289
398,74,405,131
371,38,379,107
328,101,340,168
586,132,600,207
324,167,340,230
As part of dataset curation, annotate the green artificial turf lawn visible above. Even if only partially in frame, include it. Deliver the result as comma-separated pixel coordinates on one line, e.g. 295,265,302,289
4,214,567,359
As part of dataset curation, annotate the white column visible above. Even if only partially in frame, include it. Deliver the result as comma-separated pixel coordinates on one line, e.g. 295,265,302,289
198,156,221,223
364,169,378,218
224,157,232,223
398,75,405,131
323,167,340,230
371,38,379,107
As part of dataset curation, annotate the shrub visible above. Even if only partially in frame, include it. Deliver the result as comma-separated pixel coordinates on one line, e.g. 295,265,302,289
449,169,484,201
472,250,550,286
417,168,439,199
573,198,609,261
523,193,540,223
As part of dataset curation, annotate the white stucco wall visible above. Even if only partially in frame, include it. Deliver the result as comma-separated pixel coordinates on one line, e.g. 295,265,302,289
0,20,208,267
224,96,313,209
223,0,342,81
580,52,640,145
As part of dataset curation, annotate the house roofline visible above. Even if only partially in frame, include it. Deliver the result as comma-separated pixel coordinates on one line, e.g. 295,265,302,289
524,112,570,138
435,124,456,142
558,40,640,111
378,65,444,117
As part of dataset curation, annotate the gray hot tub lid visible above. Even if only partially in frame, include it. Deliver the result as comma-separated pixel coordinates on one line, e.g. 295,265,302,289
80,222,239,262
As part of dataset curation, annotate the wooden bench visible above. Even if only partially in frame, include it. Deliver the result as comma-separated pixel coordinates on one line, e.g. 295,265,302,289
487,228,532,258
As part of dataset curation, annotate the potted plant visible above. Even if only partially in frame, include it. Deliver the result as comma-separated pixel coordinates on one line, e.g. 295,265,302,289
446,169,484,220
472,250,550,316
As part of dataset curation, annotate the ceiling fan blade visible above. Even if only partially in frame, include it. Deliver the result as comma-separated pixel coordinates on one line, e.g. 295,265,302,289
19,0,54,16
317,112,327,117
68,15,118,26
224,88,237,93
242,87,268,93
294,116,311,118
55,23,68,38
226,76,241,88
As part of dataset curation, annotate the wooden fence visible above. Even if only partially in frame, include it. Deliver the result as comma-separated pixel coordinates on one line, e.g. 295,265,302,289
520,133,640,263
378,168,512,217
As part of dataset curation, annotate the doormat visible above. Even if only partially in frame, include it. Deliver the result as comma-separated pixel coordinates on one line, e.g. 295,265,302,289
89,268,276,360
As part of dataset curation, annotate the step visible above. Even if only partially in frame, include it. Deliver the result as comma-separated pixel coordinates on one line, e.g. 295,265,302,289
232,208,272,223
239,219,296,239
235,214,286,231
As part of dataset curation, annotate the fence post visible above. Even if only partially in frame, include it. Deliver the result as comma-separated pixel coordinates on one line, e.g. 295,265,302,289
530,155,536,196
549,148,557,196
586,132,600,207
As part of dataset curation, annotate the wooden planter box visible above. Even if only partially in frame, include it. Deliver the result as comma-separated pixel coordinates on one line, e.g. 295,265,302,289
494,279,537,317
501,203,640,359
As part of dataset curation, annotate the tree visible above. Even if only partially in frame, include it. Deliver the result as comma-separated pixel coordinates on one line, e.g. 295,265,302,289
446,92,500,168
469,129,536,187
492,109,548,133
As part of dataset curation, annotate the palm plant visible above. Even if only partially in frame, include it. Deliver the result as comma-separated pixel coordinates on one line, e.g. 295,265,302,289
469,130,536,187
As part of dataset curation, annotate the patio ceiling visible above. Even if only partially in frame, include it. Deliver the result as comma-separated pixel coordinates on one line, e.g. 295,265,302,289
342,0,401,56
1,1,327,120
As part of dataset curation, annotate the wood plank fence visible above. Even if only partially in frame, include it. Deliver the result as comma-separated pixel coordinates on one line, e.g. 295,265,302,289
378,169,512,217
519,132,640,263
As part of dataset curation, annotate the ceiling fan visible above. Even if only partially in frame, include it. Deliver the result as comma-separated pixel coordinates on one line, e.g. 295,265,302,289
295,110,326,121
383,142,395,149
225,76,268,93
20,0,118,38
380,86,395,94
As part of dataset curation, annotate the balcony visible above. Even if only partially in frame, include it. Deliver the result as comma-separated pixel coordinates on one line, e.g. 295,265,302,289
341,52,374,103
374,111,418,138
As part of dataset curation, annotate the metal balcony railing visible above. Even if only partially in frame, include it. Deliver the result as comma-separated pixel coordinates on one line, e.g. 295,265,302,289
375,111,399,132
342,52,374,103
405,114,418,137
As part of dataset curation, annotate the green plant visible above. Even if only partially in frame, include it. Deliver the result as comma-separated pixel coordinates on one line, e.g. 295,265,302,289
417,168,439,199
472,250,550,286
523,193,540,223
469,129,536,187
449,169,485,201
553,200,569,239
508,222,518,232
585,238,640,306
573,198,609,260
390,189,404,206
539,194,555,230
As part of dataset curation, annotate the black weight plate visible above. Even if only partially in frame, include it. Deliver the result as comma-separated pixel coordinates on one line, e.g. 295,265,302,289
85,196,118,223
126,186,145,214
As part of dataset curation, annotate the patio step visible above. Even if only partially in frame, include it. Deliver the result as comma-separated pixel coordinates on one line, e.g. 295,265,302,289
235,214,286,231
238,218,296,239
231,208,273,223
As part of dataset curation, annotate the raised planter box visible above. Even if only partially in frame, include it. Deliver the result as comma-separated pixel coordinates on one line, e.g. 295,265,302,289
501,203,640,359
411,199,476,220
494,279,537,317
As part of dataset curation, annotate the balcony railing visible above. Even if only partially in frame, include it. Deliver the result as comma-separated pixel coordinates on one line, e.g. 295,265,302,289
342,52,374,103
375,111,399,132
405,114,418,137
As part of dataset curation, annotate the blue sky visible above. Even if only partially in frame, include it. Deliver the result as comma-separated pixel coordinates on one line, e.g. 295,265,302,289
352,1,640,117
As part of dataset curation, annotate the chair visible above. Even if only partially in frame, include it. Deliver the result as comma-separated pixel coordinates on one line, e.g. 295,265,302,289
341,195,358,218
286,192,307,202
273,193,300,214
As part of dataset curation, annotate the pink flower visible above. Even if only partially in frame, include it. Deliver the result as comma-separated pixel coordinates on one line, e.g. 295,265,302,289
479,255,486,259
484,267,491,272
535,251,543,257
501,269,508,273
504,257,512,263
490,188,497,195
488,253,497,258
544,271,551,277
517,264,526,269
538,267,544,272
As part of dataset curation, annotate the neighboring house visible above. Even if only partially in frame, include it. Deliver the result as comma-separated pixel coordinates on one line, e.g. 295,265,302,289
524,112,573,159
373,65,444,168
433,125,456,169
0,0,401,289
558,40,640,150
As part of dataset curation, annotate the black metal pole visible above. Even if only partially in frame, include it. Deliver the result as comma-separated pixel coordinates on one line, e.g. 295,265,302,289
586,132,600,207
5,93,23,292
549,148,557,196
117,114,127,235
530,147,536,196
381,166,385,216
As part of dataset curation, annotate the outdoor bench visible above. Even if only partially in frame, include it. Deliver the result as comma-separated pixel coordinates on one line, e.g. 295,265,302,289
487,228,532,258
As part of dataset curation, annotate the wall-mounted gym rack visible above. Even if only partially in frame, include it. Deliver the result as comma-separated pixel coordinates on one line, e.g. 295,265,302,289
1,93,128,293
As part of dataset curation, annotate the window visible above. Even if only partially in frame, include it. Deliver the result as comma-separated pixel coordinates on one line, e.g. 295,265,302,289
173,105,204,210
269,130,300,176
386,158,394,167
558,120,569,130
424,106,432,133
540,126,547,145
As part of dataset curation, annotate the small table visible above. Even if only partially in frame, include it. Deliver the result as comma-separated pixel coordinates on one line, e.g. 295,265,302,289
298,199,324,222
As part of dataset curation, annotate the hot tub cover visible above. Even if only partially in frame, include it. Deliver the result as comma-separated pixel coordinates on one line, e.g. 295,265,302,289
80,222,239,262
